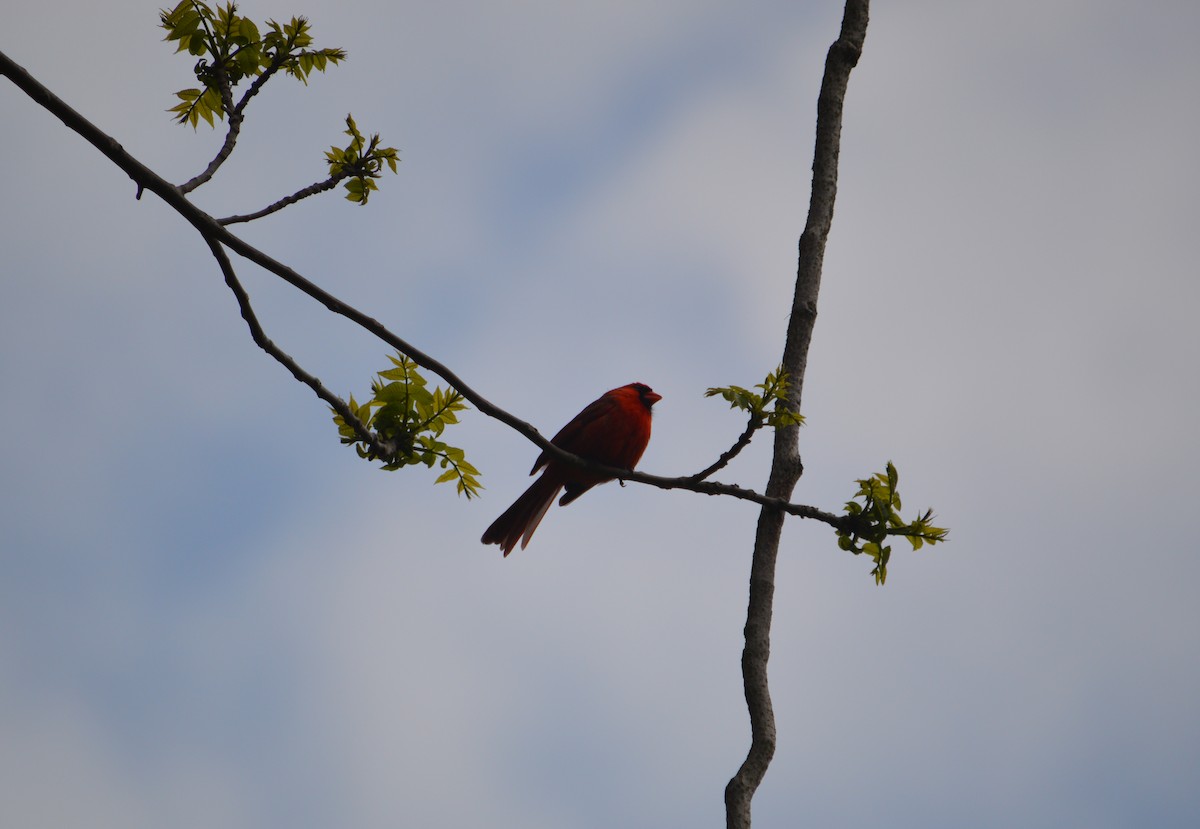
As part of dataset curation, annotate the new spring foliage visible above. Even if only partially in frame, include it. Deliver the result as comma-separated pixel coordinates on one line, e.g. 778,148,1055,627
159,1,397,204
333,354,482,498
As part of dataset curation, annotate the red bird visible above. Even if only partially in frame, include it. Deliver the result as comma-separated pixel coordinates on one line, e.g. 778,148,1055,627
481,382,662,555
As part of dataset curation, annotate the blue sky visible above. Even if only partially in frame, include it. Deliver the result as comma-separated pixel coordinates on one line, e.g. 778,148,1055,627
2,1,1199,827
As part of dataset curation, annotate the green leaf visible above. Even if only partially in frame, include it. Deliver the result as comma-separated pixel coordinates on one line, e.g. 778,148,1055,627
838,461,947,584
334,353,481,496
707,365,803,428
163,1,350,126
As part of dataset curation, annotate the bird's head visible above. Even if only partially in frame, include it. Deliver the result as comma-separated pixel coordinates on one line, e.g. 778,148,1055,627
627,382,662,409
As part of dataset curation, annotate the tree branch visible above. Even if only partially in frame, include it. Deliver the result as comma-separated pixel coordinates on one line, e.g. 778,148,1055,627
234,51,286,117
199,233,387,456
725,2,870,827
0,46,861,538
218,173,348,224
687,414,763,482
183,47,294,195
177,65,243,193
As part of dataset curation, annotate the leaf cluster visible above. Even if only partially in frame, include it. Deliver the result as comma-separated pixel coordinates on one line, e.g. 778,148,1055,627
160,0,346,127
333,354,482,498
326,115,400,205
705,366,805,429
837,462,947,585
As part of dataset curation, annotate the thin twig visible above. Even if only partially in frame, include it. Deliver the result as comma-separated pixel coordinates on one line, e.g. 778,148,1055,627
687,414,762,482
178,38,242,193
234,53,285,117
200,232,387,456
178,107,241,193
219,173,347,224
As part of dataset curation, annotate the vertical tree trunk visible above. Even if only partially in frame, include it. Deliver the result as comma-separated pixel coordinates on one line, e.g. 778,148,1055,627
724,2,870,827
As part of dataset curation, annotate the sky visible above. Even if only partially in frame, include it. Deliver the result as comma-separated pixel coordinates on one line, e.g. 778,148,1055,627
2,1,1198,827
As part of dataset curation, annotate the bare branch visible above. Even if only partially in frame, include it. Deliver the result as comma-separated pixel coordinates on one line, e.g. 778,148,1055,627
200,233,388,456
178,103,241,193
687,414,763,482
219,173,347,224
233,53,285,117
725,2,870,827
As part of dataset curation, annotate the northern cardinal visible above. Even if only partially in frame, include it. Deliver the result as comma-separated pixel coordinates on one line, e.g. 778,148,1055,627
481,382,662,555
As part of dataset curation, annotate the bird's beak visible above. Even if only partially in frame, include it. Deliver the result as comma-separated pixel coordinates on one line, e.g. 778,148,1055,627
646,391,663,405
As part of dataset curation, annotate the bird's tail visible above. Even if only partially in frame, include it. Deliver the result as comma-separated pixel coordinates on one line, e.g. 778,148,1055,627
480,473,563,556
